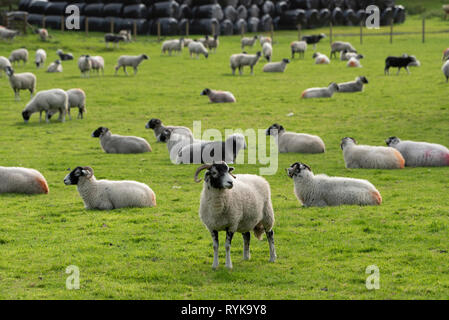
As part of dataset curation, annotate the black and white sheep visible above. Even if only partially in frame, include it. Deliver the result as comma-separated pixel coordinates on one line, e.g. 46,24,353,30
22,88,68,123
302,82,339,98
56,49,74,61
230,52,262,75
201,88,236,103
115,54,149,76
9,48,28,65
384,54,421,75
91,127,152,154
337,76,368,93
145,118,193,142
302,33,326,50
5,66,36,101
262,42,272,61
290,41,307,59
0,166,49,194
241,35,258,50
263,59,290,73
0,56,12,77
105,33,127,48
266,124,325,154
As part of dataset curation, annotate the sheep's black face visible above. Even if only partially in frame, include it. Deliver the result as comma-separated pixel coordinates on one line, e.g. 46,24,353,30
22,111,30,122
341,137,356,150
201,88,210,96
5,66,13,76
64,167,83,185
92,127,108,138
143,54,149,60
159,129,172,142
287,162,311,179
205,163,235,189
282,58,291,64
360,76,368,84
386,136,400,146
146,118,161,129
266,124,284,136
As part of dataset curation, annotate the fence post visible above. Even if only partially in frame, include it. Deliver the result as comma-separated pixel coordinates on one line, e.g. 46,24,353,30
297,24,301,41
186,20,189,36
85,17,88,37
422,17,425,43
270,23,274,42
329,22,333,44
241,23,244,37
360,21,363,45
133,21,137,40
390,19,393,44
212,23,215,36
61,16,64,32
110,20,114,33
24,12,28,34
157,21,161,42
42,16,45,29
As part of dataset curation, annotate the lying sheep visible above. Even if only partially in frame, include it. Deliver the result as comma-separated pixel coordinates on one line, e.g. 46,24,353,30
195,162,276,269
115,54,149,76
265,124,325,153
35,49,46,68
259,36,272,46
145,118,193,142
46,60,62,73
91,127,152,154
201,88,236,103
262,42,272,61
64,167,156,210
78,55,92,77
5,66,36,101
57,49,73,61
341,137,405,169
159,129,196,163
347,57,362,68
290,41,307,59
241,35,258,50
230,52,262,75
263,58,290,73
22,88,68,123
188,41,209,59
0,166,49,194
384,54,420,75
337,76,368,93
302,82,339,98
0,56,12,77
312,52,330,64
442,58,449,82
0,28,19,41
385,136,449,167
161,38,184,56
67,89,86,119
9,48,28,65
330,41,356,59
90,56,104,76
340,50,364,61
287,162,382,207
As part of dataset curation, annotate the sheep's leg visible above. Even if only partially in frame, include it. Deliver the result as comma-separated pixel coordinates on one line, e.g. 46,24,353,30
123,66,128,76
211,230,219,270
239,67,243,76
250,65,254,75
39,111,42,123
231,67,235,75
14,89,19,101
225,230,234,269
68,108,72,120
45,111,50,123
242,232,251,260
396,67,401,75
406,67,410,75
133,67,137,75
266,229,277,262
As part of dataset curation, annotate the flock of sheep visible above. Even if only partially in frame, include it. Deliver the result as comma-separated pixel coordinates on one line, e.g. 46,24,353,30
1,27,449,270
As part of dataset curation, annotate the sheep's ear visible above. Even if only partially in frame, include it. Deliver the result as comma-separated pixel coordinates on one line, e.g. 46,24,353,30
279,125,284,131
229,167,235,172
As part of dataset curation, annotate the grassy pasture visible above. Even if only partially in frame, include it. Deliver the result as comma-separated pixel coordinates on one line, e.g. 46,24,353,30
0,13,449,299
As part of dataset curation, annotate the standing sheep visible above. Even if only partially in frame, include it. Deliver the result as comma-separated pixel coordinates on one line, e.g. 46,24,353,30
161,38,185,56
9,48,28,65
78,55,92,77
0,167,49,194
312,52,330,64
90,56,104,76
46,60,62,73
64,167,156,210
384,55,421,75
37,28,49,41
22,89,68,123
330,41,356,59
262,42,272,61
195,162,276,269
385,137,449,167
302,82,339,98
341,137,405,169
442,58,449,82
201,88,236,103
35,49,46,68
302,33,326,50
67,89,87,119
91,127,152,154
5,66,36,101
263,59,290,73
0,28,19,41
259,36,272,46
266,123,325,154
188,41,209,59
115,54,149,76
241,35,258,50
290,41,307,59
0,56,12,77
206,35,219,53
286,162,382,207
230,52,262,75
337,76,368,93
145,118,193,142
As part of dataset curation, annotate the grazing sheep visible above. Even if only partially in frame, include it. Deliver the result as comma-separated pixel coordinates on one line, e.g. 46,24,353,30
0,28,19,41
201,88,236,103
206,34,219,53
384,54,421,75
0,56,12,77
57,49,73,61
183,38,194,46
347,57,362,68
37,28,49,41
341,137,405,169
22,88,68,123
105,33,127,48
337,76,368,93
302,82,339,98
442,48,449,62
78,55,92,77
188,41,209,59
330,41,357,59
230,52,262,75
286,162,382,207
119,30,132,42
67,89,86,119
442,58,449,82
5,66,36,101
161,38,184,56
35,49,46,68
262,42,272,61
195,162,276,269
290,41,307,59
302,33,326,50
145,118,193,142
90,56,104,76
114,54,149,76
385,137,449,167
64,167,156,210
91,127,152,154
9,48,28,65
46,60,62,73
259,36,272,46
263,58,290,73
265,124,325,154
0,167,49,194
312,52,330,64
241,35,258,50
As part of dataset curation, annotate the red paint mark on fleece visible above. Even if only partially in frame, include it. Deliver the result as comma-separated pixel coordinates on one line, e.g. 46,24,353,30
372,191,382,205
393,150,405,168
301,90,307,98
37,178,49,194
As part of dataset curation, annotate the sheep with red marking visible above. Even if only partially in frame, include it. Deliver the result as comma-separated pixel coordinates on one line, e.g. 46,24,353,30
0,167,49,194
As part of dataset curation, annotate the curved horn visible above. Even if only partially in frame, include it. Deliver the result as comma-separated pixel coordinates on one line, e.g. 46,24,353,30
194,164,212,183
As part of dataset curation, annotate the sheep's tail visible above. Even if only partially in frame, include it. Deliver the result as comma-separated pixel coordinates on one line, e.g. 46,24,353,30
393,150,405,168
372,191,382,205
253,223,265,240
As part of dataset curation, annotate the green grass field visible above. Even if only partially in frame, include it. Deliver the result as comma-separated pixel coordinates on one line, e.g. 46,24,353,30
1,10,449,299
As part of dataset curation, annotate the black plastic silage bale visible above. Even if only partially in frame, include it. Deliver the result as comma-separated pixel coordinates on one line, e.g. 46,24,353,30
290,0,310,10
224,5,238,22
263,1,275,16
27,13,44,27
123,4,148,19
233,18,246,34
319,8,331,25
192,4,223,20
84,3,104,17
105,16,124,33
88,17,110,32
344,0,360,11
252,0,264,6
122,18,149,34
308,0,320,9
247,16,259,32
393,5,405,24
237,5,247,20
220,18,234,35
19,0,32,12
151,17,179,35
28,1,50,14
191,0,218,6
178,18,188,34
238,0,251,8
275,1,288,15
306,9,319,28
69,3,86,15
280,9,306,29
45,2,68,15
103,3,124,17
190,18,220,35
332,7,344,24
218,0,238,8
178,4,192,19
44,15,62,30
320,0,332,9
356,9,366,24
259,14,272,31
343,8,359,25
149,1,179,18
380,7,393,25
248,4,259,18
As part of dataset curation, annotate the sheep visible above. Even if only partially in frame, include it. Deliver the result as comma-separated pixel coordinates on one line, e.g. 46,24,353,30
259,36,272,46
188,41,209,59
241,35,258,50
46,60,63,73
286,162,382,207
145,118,193,142
301,82,339,99
263,58,290,73
341,137,405,169
347,57,362,68
337,76,369,93
66,88,87,119
161,38,184,56
201,88,236,103
78,55,92,77
35,49,46,68
37,28,49,41
91,127,152,154
206,34,219,53
159,129,196,163
265,124,325,154
114,54,149,76
105,33,127,48
90,56,104,76
195,161,276,269
312,52,330,64
4,66,36,101
262,42,272,62
302,33,326,50
0,56,12,77
56,49,73,61
385,137,449,167
340,50,363,61
0,167,49,194
119,30,132,42
183,38,194,46
9,48,28,65
384,55,421,75
198,35,209,47
290,41,307,59
64,167,156,210
442,48,449,62
22,88,68,123
230,52,262,75
0,28,19,41
177,133,247,164
330,41,357,59
442,58,449,82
